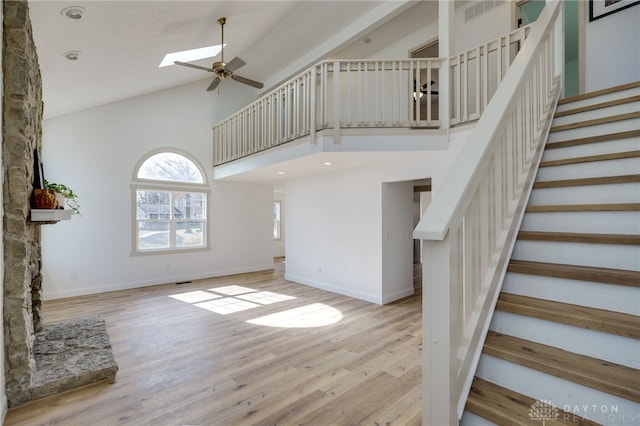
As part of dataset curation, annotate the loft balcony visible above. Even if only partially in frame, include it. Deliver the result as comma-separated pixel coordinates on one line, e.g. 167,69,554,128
213,24,531,180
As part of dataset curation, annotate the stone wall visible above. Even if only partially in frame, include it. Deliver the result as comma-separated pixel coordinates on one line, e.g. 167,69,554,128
2,0,45,407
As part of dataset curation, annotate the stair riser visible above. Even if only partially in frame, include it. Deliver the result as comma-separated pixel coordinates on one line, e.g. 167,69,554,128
503,272,639,315
520,211,640,234
512,240,640,271
490,311,639,369
475,355,640,426
537,157,640,182
555,87,640,113
529,182,640,205
460,411,495,426
543,136,640,161
552,101,640,127
548,119,640,143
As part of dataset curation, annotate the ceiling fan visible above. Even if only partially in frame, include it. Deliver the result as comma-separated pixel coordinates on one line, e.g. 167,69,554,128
174,17,264,91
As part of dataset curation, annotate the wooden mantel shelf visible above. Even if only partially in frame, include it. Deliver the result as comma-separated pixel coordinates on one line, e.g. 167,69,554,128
30,209,72,222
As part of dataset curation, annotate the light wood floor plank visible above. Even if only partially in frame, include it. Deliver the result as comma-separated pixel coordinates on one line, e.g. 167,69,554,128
5,259,423,425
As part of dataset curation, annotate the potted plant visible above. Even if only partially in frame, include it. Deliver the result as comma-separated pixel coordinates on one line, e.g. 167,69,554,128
45,180,80,215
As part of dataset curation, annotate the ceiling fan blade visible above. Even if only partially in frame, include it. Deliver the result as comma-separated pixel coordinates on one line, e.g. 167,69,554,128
174,61,213,72
207,77,221,91
231,74,264,89
225,57,246,73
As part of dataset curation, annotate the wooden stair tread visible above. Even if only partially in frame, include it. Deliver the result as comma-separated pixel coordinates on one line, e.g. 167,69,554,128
533,174,640,188
517,231,640,246
496,293,640,339
555,95,640,118
466,377,600,425
526,203,640,212
550,111,640,133
484,332,640,403
508,259,640,287
540,150,640,167
558,81,640,105
546,129,640,150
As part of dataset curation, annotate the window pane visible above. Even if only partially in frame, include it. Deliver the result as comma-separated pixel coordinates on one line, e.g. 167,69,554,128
176,221,205,248
137,190,171,219
138,221,170,250
137,152,204,183
173,192,205,220
273,201,281,239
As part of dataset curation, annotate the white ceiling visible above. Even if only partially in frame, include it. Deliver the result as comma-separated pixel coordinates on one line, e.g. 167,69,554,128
28,0,428,120
28,0,439,186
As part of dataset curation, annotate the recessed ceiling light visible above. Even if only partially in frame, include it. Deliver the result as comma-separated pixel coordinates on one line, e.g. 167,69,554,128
61,6,84,20
277,171,285,175
158,44,225,68
323,162,333,166
63,51,80,61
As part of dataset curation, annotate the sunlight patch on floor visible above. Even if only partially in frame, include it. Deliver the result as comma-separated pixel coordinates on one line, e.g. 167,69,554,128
168,290,222,303
194,297,261,315
169,286,297,316
246,303,343,328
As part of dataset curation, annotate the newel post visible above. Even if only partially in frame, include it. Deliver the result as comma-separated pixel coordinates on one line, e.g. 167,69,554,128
422,234,459,425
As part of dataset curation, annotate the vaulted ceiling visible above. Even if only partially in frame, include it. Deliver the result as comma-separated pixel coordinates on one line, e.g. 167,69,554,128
28,1,429,120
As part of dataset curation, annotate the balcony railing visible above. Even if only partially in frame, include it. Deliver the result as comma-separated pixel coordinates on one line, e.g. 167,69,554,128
213,20,532,166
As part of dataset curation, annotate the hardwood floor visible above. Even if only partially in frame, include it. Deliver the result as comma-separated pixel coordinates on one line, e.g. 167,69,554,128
5,259,423,425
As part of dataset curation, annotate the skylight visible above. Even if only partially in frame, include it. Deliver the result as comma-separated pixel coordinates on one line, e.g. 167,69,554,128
158,44,225,68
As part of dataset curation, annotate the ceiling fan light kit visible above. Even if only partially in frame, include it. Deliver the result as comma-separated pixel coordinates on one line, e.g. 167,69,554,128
174,17,264,91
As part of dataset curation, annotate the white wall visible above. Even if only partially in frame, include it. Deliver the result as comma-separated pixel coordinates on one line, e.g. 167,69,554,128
41,79,274,299
381,181,414,303
584,4,640,92
453,1,512,55
273,191,285,257
284,145,474,304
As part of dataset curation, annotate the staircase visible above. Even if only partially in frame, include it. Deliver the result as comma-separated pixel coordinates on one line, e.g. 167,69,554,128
461,82,640,426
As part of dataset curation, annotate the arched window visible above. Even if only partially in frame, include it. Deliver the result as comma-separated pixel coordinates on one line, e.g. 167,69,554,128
132,150,208,254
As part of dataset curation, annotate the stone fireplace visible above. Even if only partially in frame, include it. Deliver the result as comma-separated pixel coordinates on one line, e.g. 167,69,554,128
2,0,117,408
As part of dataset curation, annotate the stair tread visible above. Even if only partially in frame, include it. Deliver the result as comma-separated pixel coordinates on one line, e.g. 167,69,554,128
550,111,640,133
526,203,640,212
546,129,640,150
497,293,640,339
558,81,640,105
540,150,640,167
533,174,640,188
555,95,640,118
484,331,640,403
508,260,640,287
466,377,600,425
517,231,640,246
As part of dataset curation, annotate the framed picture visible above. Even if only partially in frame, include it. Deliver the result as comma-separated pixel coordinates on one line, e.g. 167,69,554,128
589,0,640,21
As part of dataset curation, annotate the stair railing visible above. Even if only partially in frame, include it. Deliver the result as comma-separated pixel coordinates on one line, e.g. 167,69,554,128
413,2,563,424
450,23,532,126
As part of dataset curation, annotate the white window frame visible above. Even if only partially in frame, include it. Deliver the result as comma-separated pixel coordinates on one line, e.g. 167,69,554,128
131,149,210,256
273,200,282,240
